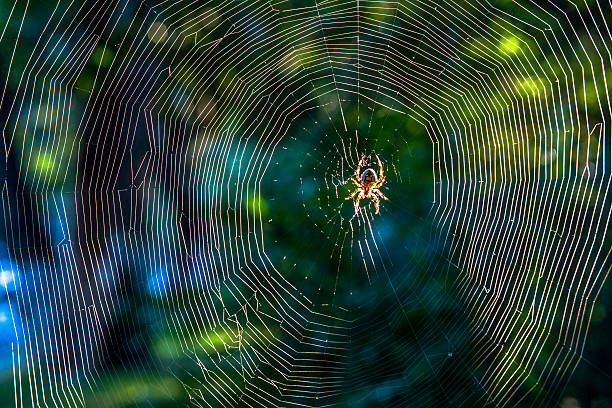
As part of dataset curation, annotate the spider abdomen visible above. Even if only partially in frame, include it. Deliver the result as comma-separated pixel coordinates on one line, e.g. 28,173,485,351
360,169,377,185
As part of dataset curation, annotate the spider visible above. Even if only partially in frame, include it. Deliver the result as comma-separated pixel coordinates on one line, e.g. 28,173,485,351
345,155,389,214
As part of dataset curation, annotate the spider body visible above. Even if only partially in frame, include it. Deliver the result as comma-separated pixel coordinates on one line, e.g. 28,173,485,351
346,155,389,214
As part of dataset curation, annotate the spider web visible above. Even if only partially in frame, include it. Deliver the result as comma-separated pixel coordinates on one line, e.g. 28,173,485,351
0,0,611,406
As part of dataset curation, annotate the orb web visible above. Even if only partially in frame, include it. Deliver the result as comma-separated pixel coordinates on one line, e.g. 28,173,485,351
0,0,611,407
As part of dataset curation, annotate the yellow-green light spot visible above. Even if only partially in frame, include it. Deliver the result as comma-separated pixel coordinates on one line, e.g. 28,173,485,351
245,192,268,216
202,330,231,353
517,77,544,96
33,153,55,174
499,36,521,55
580,81,598,108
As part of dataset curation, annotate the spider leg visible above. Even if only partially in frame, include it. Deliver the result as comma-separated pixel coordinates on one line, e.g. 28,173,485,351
376,155,384,179
348,156,368,215
370,192,381,214
376,189,389,201
372,176,385,189
353,191,364,214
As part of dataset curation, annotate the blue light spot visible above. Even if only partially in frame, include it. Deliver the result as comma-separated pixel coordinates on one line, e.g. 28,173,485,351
0,260,20,293
50,217,66,245
147,270,168,296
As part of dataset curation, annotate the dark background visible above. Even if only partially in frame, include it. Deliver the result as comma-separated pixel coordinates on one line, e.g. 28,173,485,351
0,0,611,407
